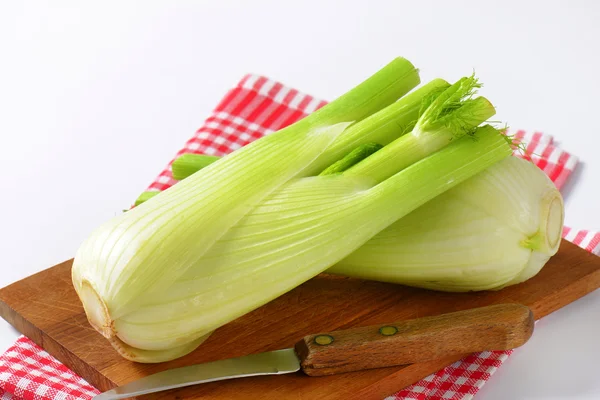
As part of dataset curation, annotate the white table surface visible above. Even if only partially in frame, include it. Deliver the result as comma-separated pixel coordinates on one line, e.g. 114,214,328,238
1,1,599,399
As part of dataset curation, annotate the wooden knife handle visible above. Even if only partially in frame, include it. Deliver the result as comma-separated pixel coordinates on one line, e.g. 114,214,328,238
295,303,534,376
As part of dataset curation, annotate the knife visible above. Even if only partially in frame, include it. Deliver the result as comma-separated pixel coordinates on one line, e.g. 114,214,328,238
94,303,533,399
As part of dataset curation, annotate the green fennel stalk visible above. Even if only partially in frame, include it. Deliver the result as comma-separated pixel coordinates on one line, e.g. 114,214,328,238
73,57,422,336
103,78,502,358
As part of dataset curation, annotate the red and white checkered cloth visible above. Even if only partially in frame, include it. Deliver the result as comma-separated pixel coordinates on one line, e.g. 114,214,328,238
1,75,598,400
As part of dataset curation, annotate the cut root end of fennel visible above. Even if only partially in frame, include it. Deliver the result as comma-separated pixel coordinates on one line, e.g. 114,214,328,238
544,192,564,252
79,280,115,339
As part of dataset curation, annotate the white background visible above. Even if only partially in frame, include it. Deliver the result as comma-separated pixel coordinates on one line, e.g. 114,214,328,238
1,1,599,399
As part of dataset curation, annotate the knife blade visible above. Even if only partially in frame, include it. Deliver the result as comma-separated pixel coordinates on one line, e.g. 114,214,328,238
94,303,534,399
93,349,300,400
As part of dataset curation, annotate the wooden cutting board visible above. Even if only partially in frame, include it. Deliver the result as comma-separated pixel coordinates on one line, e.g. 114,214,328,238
1,239,600,399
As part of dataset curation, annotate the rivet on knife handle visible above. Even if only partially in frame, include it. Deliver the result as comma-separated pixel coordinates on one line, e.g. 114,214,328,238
295,303,534,376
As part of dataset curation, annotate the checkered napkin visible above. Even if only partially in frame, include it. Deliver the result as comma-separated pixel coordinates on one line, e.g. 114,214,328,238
1,75,598,400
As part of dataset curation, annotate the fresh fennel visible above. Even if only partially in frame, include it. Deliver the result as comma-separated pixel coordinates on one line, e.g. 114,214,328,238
159,147,564,293
74,57,421,321
329,155,564,291
110,125,510,360
74,57,431,361
72,70,506,363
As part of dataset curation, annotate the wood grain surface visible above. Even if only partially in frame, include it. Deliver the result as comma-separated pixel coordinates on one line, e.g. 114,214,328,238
1,239,599,400
295,303,534,376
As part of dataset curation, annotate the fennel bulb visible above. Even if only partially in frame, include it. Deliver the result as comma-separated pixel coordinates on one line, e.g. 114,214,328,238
329,156,564,292
111,126,510,361
72,59,509,362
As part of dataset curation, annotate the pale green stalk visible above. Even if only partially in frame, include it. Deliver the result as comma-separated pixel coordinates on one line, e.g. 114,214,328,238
155,78,449,182
172,154,220,180
134,191,159,206
136,79,450,209
329,156,564,292
114,126,511,355
111,77,501,354
73,63,506,363
132,78,450,207
343,77,494,183
301,78,449,176
73,57,421,341
318,143,383,176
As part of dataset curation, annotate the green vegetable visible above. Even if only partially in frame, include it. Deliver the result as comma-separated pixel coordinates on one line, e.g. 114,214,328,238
319,142,383,175
133,191,159,206
73,57,425,361
157,138,564,294
72,59,508,363
330,156,564,291
114,125,509,358
341,75,493,182
141,77,451,185
172,154,220,180
142,76,489,187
